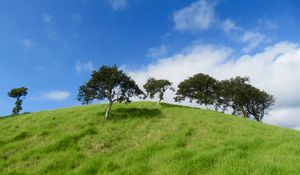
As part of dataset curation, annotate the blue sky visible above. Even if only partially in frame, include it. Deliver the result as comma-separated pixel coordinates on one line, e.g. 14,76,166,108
1,0,300,130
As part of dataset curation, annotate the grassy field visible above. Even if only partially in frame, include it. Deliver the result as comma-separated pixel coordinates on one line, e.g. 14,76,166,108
0,102,300,175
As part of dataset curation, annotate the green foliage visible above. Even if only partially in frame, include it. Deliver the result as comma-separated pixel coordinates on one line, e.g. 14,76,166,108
77,65,143,119
8,87,28,115
143,77,174,104
175,73,219,107
218,76,275,121
0,102,299,175
175,73,274,121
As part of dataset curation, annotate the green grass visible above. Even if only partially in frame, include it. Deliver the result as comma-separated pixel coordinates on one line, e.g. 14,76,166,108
0,102,300,175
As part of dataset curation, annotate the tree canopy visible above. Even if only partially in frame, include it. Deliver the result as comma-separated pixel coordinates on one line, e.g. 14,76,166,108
175,73,219,107
8,87,28,115
174,74,275,122
77,65,143,119
218,76,275,122
143,77,174,104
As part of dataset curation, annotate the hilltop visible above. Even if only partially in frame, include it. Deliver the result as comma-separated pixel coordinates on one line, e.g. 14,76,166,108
0,102,300,175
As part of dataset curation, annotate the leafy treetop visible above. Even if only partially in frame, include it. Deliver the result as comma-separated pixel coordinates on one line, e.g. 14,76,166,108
8,87,28,115
143,77,174,104
175,73,219,107
218,76,275,121
77,65,143,119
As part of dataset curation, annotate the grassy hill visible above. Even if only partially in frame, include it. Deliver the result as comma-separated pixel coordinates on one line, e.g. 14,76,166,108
0,102,300,175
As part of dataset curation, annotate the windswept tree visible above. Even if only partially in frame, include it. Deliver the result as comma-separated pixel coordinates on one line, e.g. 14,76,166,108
246,87,275,122
217,76,250,115
174,73,219,108
218,76,275,122
77,65,143,120
8,87,28,115
143,78,175,105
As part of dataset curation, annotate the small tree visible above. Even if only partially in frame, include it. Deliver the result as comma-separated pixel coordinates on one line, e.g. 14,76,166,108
143,77,174,105
174,73,219,108
8,87,28,115
77,65,143,120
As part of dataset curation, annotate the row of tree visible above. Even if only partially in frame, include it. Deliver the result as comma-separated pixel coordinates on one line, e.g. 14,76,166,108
174,74,275,122
78,65,275,122
5,65,274,122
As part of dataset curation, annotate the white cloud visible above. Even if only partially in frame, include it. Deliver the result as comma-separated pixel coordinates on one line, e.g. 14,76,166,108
22,39,33,49
173,0,215,31
42,13,52,24
147,45,168,58
220,19,266,53
43,91,70,101
173,1,266,52
266,107,300,131
107,0,128,11
258,19,278,30
220,19,241,33
240,31,266,52
71,14,81,24
128,41,300,130
75,60,94,74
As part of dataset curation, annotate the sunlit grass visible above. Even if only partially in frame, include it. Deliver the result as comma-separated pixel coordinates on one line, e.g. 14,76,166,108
0,102,299,174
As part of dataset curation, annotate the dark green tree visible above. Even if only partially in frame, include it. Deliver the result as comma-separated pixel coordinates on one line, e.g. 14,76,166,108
244,84,275,122
143,78,174,105
77,65,143,120
174,73,219,108
8,87,28,115
217,76,250,115
218,76,275,122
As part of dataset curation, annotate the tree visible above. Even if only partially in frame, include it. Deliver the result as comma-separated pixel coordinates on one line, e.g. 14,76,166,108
245,86,275,122
218,76,275,122
8,87,28,115
217,76,250,115
143,78,174,105
77,65,143,120
174,73,219,108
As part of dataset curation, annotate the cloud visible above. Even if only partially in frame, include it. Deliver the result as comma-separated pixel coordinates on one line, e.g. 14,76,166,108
266,107,300,131
173,0,216,31
75,60,94,74
172,1,265,52
107,0,128,11
42,13,62,41
43,91,70,101
240,31,266,52
258,19,278,30
147,45,168,58
220,19,241,33
42,13,52,24
71,14,81,24
22,39,33,49
220,19,266,53
127,41,300,130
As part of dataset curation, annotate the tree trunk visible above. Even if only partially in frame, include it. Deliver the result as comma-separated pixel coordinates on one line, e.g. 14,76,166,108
104,102,112,120
240,106,248,118
257,116,263,122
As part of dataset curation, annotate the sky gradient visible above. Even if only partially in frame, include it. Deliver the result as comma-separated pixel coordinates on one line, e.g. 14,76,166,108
1,0,300,130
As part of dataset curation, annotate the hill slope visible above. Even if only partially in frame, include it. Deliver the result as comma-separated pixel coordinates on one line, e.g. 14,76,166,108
0,102,300,175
